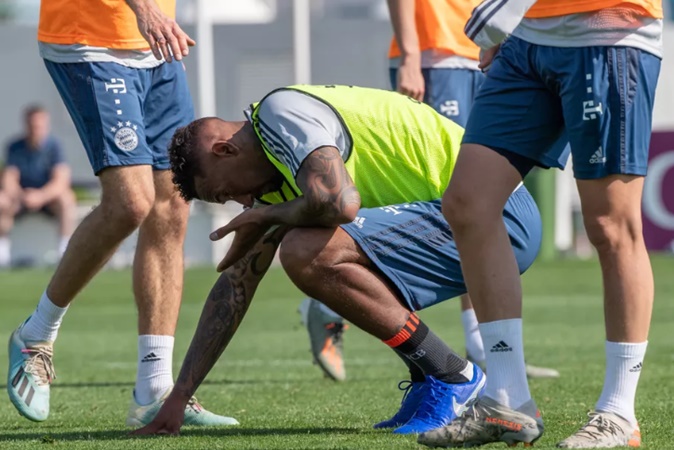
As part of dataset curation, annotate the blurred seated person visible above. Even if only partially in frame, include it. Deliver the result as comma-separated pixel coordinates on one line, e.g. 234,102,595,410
0,105,75,268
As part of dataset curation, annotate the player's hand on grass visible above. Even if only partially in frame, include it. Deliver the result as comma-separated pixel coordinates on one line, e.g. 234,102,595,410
130,397,185,436
128,0,195,62
397,55,425,102
479,44,501,72
210,208,270,272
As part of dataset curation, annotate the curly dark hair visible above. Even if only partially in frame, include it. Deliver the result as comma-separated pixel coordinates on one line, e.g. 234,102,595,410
168,118,211,201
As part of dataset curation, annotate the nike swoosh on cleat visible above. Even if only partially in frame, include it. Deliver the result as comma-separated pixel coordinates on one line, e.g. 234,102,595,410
452,396,469,418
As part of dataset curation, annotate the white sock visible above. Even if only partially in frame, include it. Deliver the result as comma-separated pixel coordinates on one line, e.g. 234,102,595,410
479,318,531,409
460,360,475,381
135,335,175,406
462,308,485,363
0,236,10,267
58,236,70,257
20,291,69,343
595,341,648,426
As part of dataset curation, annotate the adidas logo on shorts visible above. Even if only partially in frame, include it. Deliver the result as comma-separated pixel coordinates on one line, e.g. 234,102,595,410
590,147,607,164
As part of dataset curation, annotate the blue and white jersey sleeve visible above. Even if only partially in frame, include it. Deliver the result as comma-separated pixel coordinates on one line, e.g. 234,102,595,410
250,90,352,177
464,0,536,49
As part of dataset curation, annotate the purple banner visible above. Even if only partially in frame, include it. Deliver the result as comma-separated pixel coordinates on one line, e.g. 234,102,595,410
643,131,674,251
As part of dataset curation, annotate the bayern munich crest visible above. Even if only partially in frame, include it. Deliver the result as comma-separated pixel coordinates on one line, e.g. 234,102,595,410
111,121,139,152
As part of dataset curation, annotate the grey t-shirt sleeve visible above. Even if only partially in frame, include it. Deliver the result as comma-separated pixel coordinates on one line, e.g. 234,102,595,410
252,90,352,177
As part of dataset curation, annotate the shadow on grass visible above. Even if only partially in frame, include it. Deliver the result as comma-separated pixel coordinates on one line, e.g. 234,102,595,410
0,427,369,442
0,377,329,390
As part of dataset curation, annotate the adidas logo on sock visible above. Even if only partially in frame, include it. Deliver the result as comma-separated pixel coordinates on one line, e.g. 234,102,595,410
141,352,161,362
629,362,643,372
490,340,513,353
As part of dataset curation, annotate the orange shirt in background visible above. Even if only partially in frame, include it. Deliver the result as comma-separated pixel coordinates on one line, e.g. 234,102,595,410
526,0,663,19
38,0,176,49
389,0,481,61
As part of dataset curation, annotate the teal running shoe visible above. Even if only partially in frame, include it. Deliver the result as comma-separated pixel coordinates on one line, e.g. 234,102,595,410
7,324,55,422
126,388,240,427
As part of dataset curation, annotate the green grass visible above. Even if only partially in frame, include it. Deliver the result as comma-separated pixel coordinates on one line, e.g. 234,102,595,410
0,256,673,449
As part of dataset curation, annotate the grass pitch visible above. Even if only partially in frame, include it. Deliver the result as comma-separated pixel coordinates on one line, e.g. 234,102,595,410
0,256,673,449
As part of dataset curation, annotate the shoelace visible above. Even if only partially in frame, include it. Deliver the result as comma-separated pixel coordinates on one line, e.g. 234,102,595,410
21,347,56,386
187,396,204,414
411,379,446,419
574,413,624,440
397,380,415,405
448,400,482,432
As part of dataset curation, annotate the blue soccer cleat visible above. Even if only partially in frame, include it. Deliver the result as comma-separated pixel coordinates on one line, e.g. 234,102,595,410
394,364,486,435
374,380,426,429
7,322,55,422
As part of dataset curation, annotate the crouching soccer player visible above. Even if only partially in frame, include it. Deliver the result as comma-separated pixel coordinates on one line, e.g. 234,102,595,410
131,85,543,436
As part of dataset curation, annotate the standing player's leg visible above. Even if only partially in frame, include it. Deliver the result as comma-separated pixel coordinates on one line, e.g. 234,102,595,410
125,61,237,427
8,163,156,422
427,67,559,379
7,60,163,422
280,220,484,435
420,37,566,447
424,68,491,367
130,169,188,405
556,46,659,449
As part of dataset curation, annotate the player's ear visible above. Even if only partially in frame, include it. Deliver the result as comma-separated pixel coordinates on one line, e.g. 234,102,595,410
212,141,239,157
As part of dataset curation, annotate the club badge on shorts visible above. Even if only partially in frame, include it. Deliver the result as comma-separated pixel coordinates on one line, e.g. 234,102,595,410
111,121,139,152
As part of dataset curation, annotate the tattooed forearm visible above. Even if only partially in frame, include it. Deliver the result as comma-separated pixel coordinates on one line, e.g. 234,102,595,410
259,146,361,227
173,226,289,400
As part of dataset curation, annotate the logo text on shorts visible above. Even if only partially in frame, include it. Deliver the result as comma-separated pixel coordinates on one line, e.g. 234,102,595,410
582,73,603,121
589,146,606,164
380,206,403,215
440,100,460,117
105,78,127,94
380,203,418,215
352,217,366,228
582,100,603,121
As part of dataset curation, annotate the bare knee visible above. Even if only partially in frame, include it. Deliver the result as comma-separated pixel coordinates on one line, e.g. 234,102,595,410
279,228,325,280
584,213,642,255
442,186,499,233
279,228,352,283
147,191,189,238
100,189,154,231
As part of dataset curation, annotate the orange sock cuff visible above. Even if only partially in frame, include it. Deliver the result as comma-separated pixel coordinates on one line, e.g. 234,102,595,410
383,313,420,347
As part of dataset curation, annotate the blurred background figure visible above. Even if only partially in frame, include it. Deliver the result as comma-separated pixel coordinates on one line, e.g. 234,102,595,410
0,105,74,268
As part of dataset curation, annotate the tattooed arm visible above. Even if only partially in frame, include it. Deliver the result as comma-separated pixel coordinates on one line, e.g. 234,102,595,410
258,146,362,227
130,225,288,435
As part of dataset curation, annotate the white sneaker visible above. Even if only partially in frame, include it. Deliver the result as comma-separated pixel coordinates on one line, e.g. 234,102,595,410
557,411,641,448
